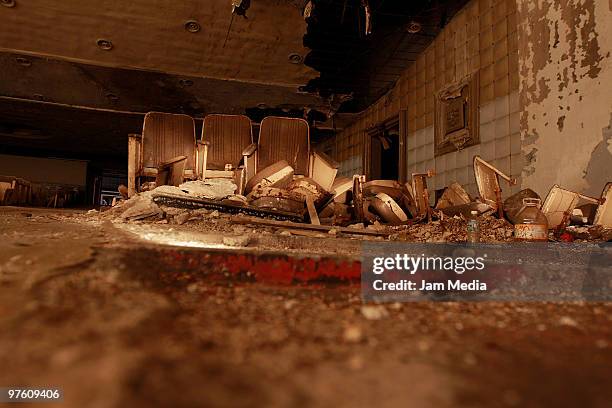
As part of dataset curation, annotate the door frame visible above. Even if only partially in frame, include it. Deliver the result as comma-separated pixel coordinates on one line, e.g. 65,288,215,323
362,110,407,182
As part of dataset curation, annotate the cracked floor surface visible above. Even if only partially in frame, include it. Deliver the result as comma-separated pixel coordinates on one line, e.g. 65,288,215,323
0,207,611,408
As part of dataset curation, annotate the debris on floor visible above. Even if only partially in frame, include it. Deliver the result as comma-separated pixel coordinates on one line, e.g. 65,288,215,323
178,179,237,200
86,151,612,244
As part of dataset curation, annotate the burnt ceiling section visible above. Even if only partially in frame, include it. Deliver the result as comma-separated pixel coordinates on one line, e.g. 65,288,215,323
303,0,470,111
0,0,468,161
0,53,323,117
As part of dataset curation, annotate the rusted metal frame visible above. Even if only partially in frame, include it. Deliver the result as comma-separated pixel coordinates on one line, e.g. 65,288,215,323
411,170,435,222
127,133,142,198
352,175,366,223
398,109,408,183
473,156,517,216
594,182,611,228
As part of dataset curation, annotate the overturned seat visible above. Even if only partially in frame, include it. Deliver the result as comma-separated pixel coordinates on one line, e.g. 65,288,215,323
128,112,197,197
199,114,253,194
245,116,338,193
244,116,338,223
541,184,601,231
473,155,517,217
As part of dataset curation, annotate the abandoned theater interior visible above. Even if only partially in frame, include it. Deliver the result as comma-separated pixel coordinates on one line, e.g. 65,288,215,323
0,0,611,407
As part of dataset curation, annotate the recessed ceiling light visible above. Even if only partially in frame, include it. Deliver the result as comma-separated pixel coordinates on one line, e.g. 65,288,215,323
256,103,268,109
179,79,194,87
288,53,303,64
105,93,119,102
406,21,422,34
96,39,113,51
33,94,44,101
1,0,16,8
184,20,201,33
15,57,31,67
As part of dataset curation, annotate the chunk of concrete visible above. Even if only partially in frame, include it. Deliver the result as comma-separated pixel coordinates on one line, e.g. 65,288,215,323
179,179,236,200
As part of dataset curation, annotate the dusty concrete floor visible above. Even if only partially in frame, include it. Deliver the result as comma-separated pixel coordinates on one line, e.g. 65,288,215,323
0,207,611,408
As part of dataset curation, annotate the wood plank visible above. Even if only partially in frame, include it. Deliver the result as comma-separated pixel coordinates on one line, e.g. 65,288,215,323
229,216,390,237
305,196,320,225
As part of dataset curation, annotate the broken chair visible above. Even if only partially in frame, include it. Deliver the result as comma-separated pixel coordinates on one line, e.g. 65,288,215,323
411,170,435,222
593,182,611,228
473,155,517,218
128,112,197,197
240,116,339,224
0,176,31,206
199,114,254,195
541,184,601,233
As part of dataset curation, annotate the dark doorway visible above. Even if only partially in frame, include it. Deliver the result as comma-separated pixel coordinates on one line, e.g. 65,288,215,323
369,125,400,181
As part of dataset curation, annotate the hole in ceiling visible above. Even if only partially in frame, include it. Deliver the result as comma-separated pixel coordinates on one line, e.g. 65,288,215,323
96,39,113,51
1,0,16,8
184,20,201,33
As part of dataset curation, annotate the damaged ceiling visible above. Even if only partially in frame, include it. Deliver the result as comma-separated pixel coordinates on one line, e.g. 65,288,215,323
0,0,468,162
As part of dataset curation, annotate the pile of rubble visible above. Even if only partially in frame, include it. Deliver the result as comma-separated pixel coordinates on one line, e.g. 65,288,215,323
101,155,610,243
389,216,514,243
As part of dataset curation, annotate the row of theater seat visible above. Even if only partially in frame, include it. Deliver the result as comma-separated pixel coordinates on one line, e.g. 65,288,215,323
127,112,337,197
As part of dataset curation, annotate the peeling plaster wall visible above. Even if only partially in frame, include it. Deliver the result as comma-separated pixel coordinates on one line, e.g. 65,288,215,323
518,0,612,197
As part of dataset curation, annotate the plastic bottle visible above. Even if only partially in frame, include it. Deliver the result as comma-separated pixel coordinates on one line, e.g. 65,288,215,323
513,198,548,241
466,210,480,243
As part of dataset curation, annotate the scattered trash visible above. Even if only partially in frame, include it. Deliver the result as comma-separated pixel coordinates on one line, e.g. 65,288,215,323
513,198,548,241
466,210,480,243
503,189,540,224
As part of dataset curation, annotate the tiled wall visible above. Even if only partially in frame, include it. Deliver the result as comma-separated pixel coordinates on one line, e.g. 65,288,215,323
408,91,521,202
328,0,521,198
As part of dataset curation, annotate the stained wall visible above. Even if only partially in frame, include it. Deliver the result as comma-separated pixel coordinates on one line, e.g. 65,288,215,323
518,0,612,198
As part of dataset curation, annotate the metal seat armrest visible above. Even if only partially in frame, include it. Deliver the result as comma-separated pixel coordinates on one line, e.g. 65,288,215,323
242,143,257,157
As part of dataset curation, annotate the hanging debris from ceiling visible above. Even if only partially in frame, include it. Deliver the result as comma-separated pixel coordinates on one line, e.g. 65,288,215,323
224,0,251,47
231,0,250,17
361,0,372,35
303,1,313,20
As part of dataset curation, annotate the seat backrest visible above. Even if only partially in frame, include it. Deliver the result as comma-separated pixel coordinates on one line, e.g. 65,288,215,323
258,116,310,175
202,114,252,169
141,112,196,171
473,156,502,209
541,185,580,229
